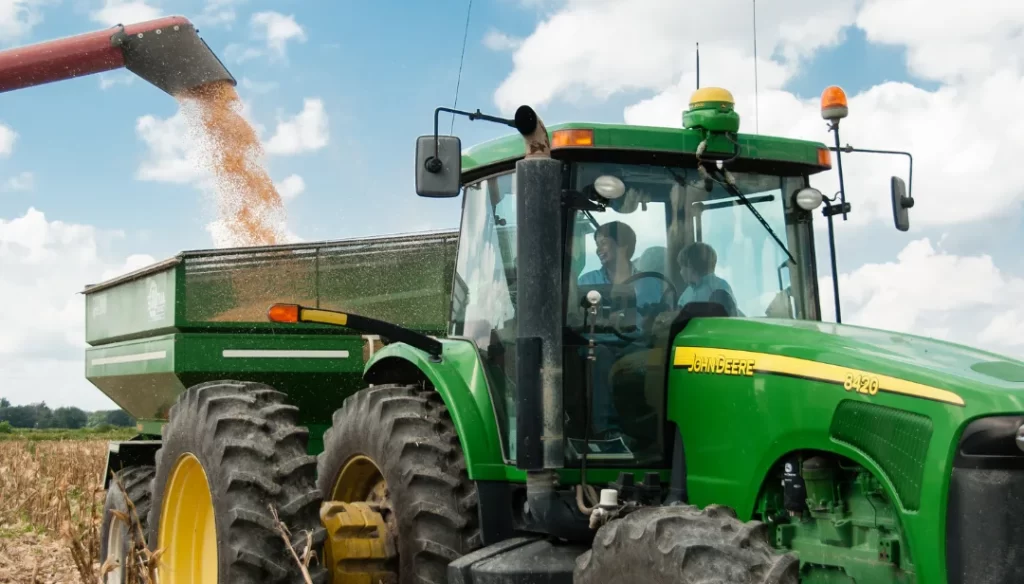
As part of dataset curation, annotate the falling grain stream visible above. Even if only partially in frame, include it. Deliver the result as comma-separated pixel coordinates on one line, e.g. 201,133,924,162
176,80,287,247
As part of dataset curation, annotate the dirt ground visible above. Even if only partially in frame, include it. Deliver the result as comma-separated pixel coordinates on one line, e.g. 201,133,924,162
0,531,91,583
0,440,107,583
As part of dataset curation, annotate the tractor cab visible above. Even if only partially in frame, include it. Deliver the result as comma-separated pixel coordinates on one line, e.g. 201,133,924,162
418,87,876,475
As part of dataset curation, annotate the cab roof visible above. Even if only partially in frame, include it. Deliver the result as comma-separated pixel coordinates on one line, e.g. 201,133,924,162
460,122,832,178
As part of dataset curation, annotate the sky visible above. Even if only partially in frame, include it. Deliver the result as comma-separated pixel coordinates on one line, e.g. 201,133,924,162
0,0,1022,410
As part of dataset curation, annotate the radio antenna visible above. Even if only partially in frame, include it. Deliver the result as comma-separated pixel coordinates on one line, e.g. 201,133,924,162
696,42,700,89
752,0,759,132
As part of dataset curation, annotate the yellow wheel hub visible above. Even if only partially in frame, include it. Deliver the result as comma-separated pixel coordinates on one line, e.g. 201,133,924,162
322,454,398,583
158,453,218,583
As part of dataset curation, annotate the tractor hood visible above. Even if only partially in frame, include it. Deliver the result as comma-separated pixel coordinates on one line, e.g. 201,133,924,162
678,317,1024,411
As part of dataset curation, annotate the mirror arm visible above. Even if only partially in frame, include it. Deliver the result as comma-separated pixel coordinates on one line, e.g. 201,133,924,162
428,107,517,173
829,144,914,203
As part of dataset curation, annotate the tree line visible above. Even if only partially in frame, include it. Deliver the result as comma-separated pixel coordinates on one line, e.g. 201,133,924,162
0,398,135,429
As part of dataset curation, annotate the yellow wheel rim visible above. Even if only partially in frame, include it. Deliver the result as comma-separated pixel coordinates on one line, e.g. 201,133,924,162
332,454,386,502
323,454,398,582
158,453,218,583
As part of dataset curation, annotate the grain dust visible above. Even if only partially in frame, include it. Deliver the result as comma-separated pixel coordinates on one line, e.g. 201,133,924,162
176,80,286,247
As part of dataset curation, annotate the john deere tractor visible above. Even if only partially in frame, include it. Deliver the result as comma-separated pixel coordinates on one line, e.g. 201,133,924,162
86,85,1024,583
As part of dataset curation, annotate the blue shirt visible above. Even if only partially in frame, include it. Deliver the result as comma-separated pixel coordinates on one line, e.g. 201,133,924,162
578,263,665,310
678,273,736,310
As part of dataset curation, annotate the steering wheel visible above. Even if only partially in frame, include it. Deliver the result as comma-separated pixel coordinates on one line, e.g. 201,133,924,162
607,271,679,342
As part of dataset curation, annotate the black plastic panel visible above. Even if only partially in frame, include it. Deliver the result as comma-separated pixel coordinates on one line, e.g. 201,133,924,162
447,537,587,584
947,416,1024,583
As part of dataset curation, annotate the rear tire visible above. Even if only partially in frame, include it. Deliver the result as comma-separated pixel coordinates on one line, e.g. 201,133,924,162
146,380,329,583
99,465,154,583
317,383,482,584
574,504,800,584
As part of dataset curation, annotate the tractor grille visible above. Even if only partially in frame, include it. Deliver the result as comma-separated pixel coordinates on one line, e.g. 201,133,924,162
828,400,932,511
946,415,1024,584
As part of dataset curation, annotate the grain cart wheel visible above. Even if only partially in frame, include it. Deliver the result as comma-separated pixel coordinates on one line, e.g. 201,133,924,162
316,383,481,584
146,380,328,584
574,504,800,584
99,465,154,583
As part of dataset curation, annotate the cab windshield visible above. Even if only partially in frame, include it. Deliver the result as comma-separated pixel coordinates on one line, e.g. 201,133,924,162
562,161,819,466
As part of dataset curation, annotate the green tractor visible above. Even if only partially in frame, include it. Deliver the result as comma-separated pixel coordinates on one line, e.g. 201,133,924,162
87,84,1024,584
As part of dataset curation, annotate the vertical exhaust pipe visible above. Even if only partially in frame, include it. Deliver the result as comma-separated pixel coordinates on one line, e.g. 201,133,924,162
0,16,234,96
513,106,591,541
513,104,563,472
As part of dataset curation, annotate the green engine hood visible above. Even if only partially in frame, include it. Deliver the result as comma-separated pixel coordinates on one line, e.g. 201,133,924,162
676,317,1024,414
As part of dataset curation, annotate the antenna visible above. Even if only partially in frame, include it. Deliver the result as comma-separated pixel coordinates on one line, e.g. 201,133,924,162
752,0,759,132
696,42,700,89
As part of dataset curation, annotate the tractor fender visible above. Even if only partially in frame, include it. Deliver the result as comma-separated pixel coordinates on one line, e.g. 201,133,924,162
101,438,162,489
363,341,506,480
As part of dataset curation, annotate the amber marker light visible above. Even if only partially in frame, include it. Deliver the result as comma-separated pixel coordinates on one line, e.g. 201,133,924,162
268,303,300,323
551,128,594,149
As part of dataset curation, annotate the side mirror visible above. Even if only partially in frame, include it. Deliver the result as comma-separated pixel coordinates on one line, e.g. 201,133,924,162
890,176,913,232
415,135,462,198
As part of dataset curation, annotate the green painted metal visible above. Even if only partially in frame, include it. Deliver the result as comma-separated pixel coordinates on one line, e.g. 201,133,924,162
759,461,915,582
460,122,831,176
83,230,459,347
667,316,1024,583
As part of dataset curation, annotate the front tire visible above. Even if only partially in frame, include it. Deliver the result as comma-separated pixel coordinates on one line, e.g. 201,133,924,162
146,380,328,583
317,383,482,584
574,504,800,584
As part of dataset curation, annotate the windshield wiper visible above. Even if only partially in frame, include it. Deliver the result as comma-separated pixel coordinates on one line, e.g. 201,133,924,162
704,165,795,265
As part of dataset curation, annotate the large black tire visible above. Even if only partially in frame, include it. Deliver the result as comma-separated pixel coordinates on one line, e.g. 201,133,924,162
574,504,800,584
317,383,481,583
146,380,329,583
99,465,154,583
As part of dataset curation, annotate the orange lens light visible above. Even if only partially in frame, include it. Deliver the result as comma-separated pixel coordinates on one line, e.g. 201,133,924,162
551,129,594,149
820,85,849,121
268,303,299,323
817,147,832,168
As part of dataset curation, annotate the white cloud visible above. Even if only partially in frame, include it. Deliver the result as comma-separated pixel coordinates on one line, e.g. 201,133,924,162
99,71,135,90
0,207,155,409
264,98,329,155
0,123,15,157
275,174,304,201
496,1,1024,231
195,0,246,27
0,0,46,45
3,171,33,192
90,0,162,26
251,11,306,58
483,29,521,51
819,238,1024,360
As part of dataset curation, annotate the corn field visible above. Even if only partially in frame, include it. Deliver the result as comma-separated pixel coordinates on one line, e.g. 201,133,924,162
0,439,108,583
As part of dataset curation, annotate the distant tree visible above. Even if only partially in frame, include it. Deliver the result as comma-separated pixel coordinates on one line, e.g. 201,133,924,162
51,407,88,429
105,409,135,427
0,398,9,408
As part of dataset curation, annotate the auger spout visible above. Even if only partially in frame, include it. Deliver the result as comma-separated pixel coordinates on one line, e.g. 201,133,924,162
0,15,235,96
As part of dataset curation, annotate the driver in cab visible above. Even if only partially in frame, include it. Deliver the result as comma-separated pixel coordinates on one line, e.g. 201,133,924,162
576,221,663,440
578,221,664,318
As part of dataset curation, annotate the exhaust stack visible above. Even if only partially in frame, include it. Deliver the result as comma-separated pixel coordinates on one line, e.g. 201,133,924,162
0,16,235,96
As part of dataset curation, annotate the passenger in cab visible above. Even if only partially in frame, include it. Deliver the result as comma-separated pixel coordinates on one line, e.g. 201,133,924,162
676,242,739,315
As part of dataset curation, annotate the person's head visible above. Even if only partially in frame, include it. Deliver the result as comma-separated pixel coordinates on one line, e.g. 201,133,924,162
594,221,636,270
677,242,717,284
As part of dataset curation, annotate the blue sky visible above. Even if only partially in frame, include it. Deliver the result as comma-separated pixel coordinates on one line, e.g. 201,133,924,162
1,0,1022,409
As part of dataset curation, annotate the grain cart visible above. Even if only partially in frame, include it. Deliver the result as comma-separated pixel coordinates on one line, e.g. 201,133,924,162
89,87,1024,584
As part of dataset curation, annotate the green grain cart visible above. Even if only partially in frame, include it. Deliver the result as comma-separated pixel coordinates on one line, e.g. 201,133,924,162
88,86,1024,584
